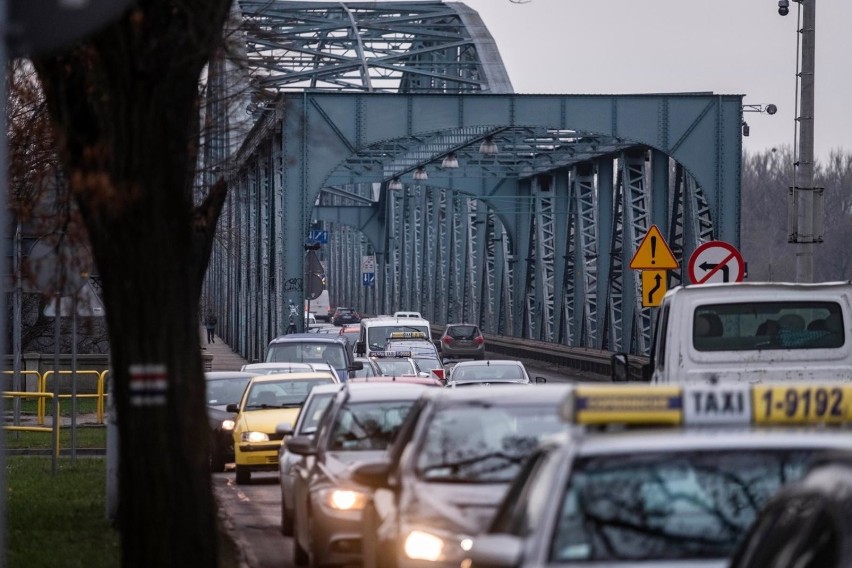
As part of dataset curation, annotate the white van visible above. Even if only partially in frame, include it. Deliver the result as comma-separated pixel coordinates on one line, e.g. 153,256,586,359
306,290,331,322
355,316,432,356
612,281,852,384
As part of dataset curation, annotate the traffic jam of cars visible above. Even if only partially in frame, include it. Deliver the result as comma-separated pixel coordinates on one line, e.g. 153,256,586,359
208,302,852,568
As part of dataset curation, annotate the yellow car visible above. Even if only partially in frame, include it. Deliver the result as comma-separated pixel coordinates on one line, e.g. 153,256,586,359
228,371,337,484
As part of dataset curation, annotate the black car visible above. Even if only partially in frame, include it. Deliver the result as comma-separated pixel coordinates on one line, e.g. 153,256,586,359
730,451,852,568
351,385,569,568
332,307,361,326
205,371,257,472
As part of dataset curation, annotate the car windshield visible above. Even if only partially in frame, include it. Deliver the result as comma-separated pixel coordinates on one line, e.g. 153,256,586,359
375,359,416,375
451,364,524,382
328,401,415,451
413,357,442,373
448,325,479,339
415,405,562,483
266,342,347,368
206,377,251,406
367,325,430,351
297,393,335,435
550,449,815,562
244,379,333,409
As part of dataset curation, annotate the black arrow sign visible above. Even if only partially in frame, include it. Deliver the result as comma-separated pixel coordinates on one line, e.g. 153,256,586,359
647,273,662,305
699,261,730,283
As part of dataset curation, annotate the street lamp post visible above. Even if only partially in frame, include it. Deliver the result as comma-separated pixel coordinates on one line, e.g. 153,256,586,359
785,0,818,282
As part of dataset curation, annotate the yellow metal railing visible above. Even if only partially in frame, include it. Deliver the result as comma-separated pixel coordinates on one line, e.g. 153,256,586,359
3,391,60,458
37,370,109,425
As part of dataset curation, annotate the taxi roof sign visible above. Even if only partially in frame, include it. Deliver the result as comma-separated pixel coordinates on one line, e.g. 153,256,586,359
388,331,428,339
629,225,678,270
561,384,852,427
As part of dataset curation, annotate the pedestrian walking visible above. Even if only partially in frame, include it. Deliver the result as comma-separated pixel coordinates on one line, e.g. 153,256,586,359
205,311,218,344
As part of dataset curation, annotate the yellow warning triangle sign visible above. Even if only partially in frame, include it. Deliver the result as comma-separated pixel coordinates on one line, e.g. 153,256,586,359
630,225,678,269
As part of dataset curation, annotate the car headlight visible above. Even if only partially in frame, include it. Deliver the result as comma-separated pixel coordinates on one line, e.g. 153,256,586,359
240,431,269,443
404,530,444,562
404,529,472,563
221,419,236,431
319,488,369,511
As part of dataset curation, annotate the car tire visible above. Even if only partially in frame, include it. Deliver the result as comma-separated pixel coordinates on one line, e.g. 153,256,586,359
235,465,251,485
293,517,309,565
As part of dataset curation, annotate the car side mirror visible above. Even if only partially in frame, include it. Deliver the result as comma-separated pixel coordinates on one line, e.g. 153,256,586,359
348,361,364,371
434,340,442,351
355,340,365,354
467,534,523,568
352,460,393,489
226,403,239,413
286,435,316,456
534,376,547,384
276,422,294,437
610,353,629,382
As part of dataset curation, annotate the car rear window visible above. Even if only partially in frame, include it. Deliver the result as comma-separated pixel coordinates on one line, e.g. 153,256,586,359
448,325,479,339
692,302,844,351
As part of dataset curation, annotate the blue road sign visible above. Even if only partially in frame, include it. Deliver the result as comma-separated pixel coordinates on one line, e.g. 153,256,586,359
308,229,328,244
362,272,375,287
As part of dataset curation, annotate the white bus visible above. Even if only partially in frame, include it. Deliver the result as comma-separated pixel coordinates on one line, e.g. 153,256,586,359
355,316,432,356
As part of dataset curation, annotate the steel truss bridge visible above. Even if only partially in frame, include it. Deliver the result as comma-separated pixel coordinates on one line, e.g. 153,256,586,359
202,1,743,363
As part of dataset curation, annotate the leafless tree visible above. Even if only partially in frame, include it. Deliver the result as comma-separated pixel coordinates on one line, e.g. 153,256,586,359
30,1,232,566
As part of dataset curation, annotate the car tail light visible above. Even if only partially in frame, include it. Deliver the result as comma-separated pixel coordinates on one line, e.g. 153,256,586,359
442,336,453,344
431,368,444,380
474,336,484,345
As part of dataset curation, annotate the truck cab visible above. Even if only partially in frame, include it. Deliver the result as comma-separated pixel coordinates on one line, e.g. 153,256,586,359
613,281,852,384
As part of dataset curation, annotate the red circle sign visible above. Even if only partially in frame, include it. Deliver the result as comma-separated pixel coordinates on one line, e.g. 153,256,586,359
688,241,745,284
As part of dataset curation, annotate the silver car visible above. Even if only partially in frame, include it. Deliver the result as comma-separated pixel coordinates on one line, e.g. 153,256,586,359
446,359,544,386
287,383,428,566
277,382,343,536
468,385,852,568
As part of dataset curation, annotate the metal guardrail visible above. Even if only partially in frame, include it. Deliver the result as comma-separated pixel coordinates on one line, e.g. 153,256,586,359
429,324,651,380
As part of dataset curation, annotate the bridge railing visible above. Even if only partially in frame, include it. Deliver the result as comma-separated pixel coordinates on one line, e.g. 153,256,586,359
429,325,650,381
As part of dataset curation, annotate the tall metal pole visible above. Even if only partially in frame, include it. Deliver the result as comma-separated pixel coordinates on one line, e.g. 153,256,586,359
795,0,816,282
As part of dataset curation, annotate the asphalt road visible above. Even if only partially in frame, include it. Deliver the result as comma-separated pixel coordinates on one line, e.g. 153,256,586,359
212,362,604,568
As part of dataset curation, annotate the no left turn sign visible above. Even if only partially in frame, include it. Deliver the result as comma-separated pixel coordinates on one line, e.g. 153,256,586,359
688,241,745,284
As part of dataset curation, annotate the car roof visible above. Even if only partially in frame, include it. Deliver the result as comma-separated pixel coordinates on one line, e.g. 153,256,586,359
268,334,348,345
422,384,571,405
571,428,852,455
308,383,346,395
247,371,337,384
452,359,523,367
349,376,443,387
205,371,258,380
340,382,429,401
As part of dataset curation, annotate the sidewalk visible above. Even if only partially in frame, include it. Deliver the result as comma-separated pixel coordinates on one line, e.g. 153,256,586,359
201,327,249,371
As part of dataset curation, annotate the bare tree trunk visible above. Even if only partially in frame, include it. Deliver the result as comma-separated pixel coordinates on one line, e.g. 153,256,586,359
32,1,232,565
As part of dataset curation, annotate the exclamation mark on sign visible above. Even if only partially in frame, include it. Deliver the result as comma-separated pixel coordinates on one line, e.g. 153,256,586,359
650,236,657,265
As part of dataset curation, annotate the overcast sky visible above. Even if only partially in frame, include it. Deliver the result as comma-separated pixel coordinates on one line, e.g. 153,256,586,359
458,0,851,161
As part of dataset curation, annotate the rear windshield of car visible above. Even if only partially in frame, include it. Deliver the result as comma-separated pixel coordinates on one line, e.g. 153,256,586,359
266,342,348,368
551,449,816,562
415,405,562,483
452,364,524,382
448,325,479,339
692,301,844,351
